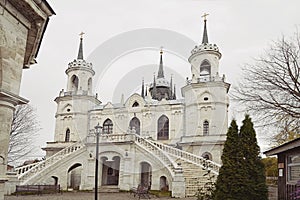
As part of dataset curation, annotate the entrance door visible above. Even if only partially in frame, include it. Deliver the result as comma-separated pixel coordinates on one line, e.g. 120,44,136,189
102,156,120,185
140,162,152,189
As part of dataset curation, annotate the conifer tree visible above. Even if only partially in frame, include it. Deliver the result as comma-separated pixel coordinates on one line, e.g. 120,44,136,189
239,114,268,200
214,119,245,200
214,116,268,200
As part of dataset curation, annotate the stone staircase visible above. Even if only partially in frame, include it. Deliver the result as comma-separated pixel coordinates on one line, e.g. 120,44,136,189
134,135,179,176
16,141,85,185
145,139,220,196
14,134,220,197
99,185,120,193
179,159,217,196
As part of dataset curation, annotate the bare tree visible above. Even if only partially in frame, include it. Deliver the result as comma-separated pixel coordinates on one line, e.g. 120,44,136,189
8,104,40,164
232,32,300,144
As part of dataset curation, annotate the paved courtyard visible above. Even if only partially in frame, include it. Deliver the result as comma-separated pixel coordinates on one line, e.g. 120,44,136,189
5,192,196,200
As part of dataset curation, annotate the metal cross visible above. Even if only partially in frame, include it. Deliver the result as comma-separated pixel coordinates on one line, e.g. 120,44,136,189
201,13,209,20
79,32,85,39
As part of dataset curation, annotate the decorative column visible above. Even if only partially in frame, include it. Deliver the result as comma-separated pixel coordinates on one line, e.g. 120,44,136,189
0,1,54,199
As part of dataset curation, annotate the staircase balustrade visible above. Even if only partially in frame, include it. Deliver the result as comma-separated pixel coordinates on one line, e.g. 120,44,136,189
147,140,221,174
134,135,179,175
17,141,84,182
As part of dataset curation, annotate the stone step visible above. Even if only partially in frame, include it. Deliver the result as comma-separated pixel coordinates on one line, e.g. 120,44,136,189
98,185,120,193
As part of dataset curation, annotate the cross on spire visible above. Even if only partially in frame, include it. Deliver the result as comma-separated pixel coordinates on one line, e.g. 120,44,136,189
201,13,209,44
201,13,209,20
77,32,85,59
158,47,165,78
79,32,85,39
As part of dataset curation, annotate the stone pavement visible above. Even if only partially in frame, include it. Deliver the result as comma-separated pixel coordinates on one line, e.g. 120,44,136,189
4,192,196,200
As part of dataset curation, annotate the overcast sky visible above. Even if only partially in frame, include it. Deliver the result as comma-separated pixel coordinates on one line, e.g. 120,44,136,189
19,0,300,158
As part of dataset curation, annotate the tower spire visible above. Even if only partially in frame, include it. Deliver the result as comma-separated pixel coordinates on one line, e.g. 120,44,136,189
152,73,157,98
170,74,173,99
141,78,145,98
201,13,209,44
173,84,176,100
157,47,164,78
77,32,85,60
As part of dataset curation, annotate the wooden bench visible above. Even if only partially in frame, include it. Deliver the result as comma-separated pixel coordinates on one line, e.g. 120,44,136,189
130,185,150,199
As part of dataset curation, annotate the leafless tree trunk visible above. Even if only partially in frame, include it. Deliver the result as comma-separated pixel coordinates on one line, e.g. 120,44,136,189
232,32,300,144
8,104,40,164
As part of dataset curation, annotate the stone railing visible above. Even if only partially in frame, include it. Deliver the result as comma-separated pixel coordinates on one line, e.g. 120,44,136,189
17,141,84,183
134,135,179,176
148,140,221,175
15,162,40,176
86,133,179,175
186,75,225,85
85,133,135,144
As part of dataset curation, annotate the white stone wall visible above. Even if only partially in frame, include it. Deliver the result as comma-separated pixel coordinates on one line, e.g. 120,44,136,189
89,96,184,144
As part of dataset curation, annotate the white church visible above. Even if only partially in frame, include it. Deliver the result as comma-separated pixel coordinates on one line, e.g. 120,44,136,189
15,18,230,197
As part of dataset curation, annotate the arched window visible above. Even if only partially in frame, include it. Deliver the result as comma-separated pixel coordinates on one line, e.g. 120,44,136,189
203,120,209,135
71,75,79,91
132,101,139,107
157,115,169,140
202,152,212,160
88,78,92,93
129,117,140,135
200,60,211,82
65,128,70,142
103,119,113,134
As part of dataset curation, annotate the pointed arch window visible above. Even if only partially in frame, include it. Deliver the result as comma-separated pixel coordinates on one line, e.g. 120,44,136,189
103,119,113,134
200,60,211,82
71,75,79,91
88,78,92,93
203,120,209,136
65,128,70,142
130,117,140,135
132,101,139,107
157,115,169,140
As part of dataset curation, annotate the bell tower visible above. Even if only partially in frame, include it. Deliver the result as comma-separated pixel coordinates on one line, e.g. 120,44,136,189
44,33,101,157
181,14,230,163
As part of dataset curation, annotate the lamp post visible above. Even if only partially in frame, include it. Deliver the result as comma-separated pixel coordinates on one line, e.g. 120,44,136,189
94,123,102,200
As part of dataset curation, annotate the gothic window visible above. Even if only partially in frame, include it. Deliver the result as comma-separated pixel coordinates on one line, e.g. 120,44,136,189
71,75,79,91
203,120,209,135
132,101,139,107
200,60,211,81
130,117,140,135
88,78,92,93
157,115,169,140
65,128,70,142
103,119,113,134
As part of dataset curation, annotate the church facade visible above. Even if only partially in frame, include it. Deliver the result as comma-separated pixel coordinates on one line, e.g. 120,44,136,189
16,18,230,197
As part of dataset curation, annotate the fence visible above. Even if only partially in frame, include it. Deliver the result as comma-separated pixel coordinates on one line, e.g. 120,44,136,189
15,184,61,195
287,184,300,200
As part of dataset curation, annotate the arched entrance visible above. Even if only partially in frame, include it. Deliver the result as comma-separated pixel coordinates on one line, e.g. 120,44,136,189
159,176,168,191
140,162,152,189
51,176,58,185
101,156,120,186
67,163,82,190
